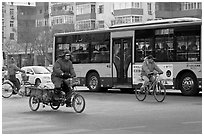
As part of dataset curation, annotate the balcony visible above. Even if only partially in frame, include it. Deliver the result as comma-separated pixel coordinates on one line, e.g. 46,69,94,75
155,9,202,19
76,13,96,21
114,8,143,16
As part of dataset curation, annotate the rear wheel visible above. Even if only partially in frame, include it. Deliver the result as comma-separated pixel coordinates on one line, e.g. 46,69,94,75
2,81,14,98
29,96,40,111
50,101,60,110
153,82,166,102
87,72,101,92
72,94,85,113
135,87,147,101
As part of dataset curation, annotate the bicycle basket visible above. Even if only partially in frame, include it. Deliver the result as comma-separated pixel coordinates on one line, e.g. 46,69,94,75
21,73,29,81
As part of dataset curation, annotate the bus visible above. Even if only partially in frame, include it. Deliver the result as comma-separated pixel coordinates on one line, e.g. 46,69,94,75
53,17,201,96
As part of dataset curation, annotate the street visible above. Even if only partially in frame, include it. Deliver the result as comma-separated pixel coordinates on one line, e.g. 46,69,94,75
2,89,202,134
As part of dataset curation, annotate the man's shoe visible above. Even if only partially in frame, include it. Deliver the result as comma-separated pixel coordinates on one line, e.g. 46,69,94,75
66,101,72,107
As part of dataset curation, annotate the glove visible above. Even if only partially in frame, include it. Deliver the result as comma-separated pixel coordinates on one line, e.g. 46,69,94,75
61,73,71,79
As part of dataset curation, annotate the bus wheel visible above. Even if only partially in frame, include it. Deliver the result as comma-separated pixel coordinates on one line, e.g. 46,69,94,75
87,72,101,92
179,72,199,96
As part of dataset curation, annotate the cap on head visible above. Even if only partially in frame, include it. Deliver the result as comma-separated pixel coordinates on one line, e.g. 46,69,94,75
63,50,71,56
146,55,155,60
10,57,15,63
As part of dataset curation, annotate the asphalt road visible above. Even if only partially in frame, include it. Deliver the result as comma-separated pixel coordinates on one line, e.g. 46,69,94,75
2,90,202,134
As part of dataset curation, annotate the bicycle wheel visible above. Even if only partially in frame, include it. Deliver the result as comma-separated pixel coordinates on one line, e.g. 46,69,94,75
2,81,14,98
135,87,147,101
72,94,85,113
50,100,60,110
153,82,166,102
29,96,40,111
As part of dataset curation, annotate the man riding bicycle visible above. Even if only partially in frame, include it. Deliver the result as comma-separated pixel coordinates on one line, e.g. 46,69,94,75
51,50,76,107
141,55,163,90
7,57,25,94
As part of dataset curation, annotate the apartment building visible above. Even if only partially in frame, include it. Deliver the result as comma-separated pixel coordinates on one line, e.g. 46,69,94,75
112,2,155,25
155,2,202,19
2,2,18,47
50,2,75,33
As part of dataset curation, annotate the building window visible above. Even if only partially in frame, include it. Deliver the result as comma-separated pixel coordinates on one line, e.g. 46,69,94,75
183,2,202,10
10,33,14,40
40,9,42,14
51,15,73,26
98,5,104,14
91,4,95,13
115,15,142,25
10,8,14,15
75,20,95,31
76,4,91,15
147,3,152,15
132,2,142,8
98,20,104,28
10,21,14,27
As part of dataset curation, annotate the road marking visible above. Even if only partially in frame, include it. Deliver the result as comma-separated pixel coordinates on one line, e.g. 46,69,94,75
181,121,202,124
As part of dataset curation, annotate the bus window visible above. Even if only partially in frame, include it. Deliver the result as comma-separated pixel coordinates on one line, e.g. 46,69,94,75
135,38,153,62
155,36,174,62
176,35,200,62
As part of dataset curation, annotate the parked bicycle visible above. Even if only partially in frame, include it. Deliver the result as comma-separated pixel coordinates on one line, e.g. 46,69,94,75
2,73,32,98
28,78,85,113
135,73,166,102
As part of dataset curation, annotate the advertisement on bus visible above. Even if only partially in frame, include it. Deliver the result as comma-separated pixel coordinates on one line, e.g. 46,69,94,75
132,64,173,85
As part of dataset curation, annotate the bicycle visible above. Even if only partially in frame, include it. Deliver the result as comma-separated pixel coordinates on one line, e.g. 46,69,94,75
135,73,166,102
2,73,33,98
28,78,85,113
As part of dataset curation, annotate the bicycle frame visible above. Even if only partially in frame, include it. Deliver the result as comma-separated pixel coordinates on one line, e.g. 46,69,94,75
144,74,160,93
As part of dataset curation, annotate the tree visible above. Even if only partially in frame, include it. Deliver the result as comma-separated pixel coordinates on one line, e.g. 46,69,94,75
32,27,54,66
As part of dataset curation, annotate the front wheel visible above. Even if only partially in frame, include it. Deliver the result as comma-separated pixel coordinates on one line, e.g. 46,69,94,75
135,86,147,101
153,82,166,102
2,81,14,98
29,96,40,111
72,94,85,113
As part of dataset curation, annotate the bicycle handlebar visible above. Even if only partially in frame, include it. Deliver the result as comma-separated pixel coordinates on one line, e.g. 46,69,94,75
148,72,163,76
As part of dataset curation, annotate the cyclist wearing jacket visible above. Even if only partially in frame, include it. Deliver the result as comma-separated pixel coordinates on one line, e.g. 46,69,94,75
51,50,76,106
141,55,163,90
7,57,25,93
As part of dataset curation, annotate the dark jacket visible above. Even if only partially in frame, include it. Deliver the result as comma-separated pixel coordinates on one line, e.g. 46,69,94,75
51,58,76,88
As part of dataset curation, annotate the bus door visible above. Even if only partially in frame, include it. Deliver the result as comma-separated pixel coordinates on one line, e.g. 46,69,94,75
112,38,132,84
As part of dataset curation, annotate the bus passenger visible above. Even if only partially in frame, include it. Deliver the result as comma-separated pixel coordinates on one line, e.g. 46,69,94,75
140,55,163,90
188,40,197,51
51,50,76,107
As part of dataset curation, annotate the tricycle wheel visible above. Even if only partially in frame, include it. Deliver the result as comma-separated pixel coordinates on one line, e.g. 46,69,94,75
50,101,60,110
29,96,40,111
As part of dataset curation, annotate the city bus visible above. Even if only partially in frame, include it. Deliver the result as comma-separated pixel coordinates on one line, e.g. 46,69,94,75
53,17,201,96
